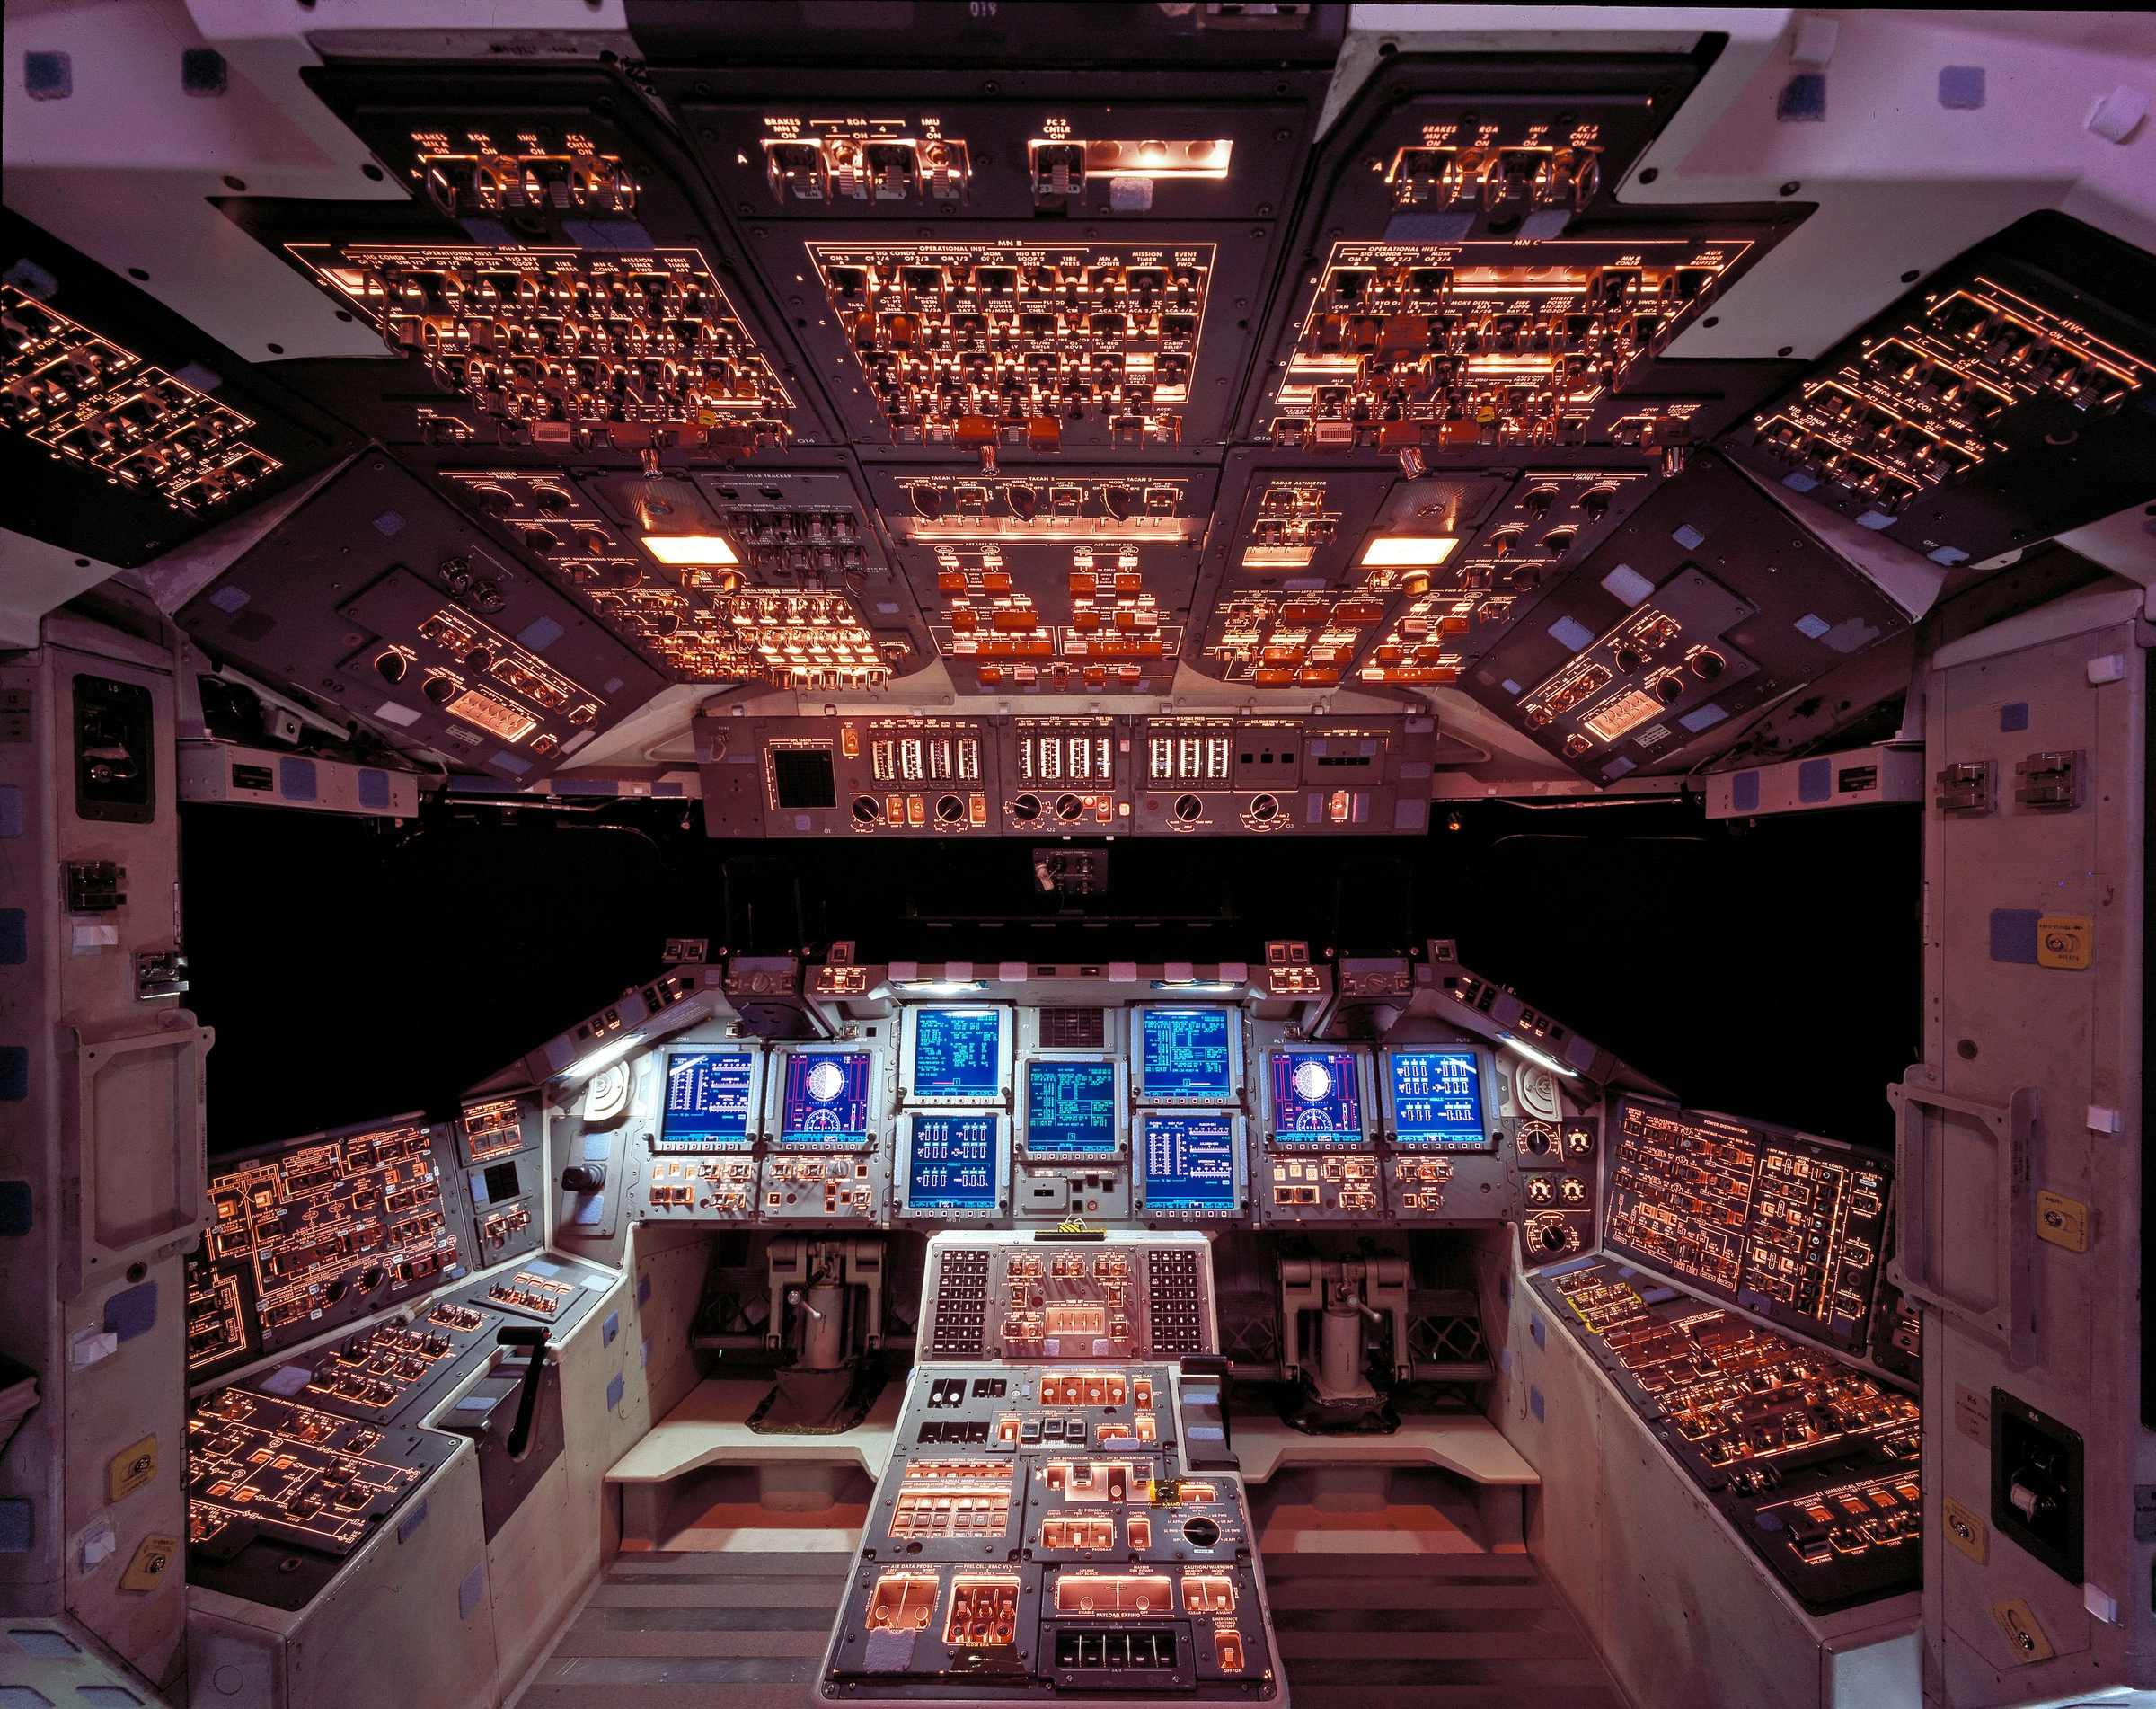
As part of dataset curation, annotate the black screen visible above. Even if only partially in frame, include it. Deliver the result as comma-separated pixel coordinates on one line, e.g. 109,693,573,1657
771,748,837,808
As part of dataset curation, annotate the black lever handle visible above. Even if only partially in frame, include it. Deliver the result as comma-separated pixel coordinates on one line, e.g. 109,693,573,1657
498,1326,548,1459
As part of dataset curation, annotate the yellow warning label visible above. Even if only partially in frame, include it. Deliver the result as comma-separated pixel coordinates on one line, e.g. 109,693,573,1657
1942,1495,1987,1563
2036,1191,2090,1253
2036,916,2092,969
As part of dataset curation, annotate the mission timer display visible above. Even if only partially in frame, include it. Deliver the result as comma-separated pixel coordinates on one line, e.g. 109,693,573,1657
909,1007,1004,1099
1025,1060,1118,1154
1137,1007,1237,1101
1268,1050,1363,1140
1144,1115,1238,1210
659,1052,755,1149
1388,1050,1491,1148
907,1115,1000,1210
780,1052,874,1143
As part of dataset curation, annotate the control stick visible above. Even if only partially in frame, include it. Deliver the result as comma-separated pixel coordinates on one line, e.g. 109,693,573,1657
498,1326,550,1459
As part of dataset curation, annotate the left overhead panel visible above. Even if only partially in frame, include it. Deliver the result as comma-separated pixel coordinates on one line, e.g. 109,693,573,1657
0,210,358,567
176,457,670,784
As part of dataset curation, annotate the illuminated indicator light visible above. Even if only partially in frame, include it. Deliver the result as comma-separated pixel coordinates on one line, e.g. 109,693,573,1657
1361,536,1460,567
638,534,739,565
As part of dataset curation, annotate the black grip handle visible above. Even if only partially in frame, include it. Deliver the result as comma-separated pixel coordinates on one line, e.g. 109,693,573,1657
497,1326,549,1458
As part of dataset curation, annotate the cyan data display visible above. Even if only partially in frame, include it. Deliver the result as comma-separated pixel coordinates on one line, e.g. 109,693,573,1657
1388,1050,1490,1148
780,1052,875,1143
911,1007,1004,1098
1137,1007,1235,1100
1143,1115,1238,1209
1025,1059,1118,1154
908,1115,1000,1209
1267,1050,1364,1140
659,1052,755,1149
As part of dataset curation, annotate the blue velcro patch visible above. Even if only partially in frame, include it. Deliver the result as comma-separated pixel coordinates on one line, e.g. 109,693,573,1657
1989,909,2041,964
104,1281,157,1342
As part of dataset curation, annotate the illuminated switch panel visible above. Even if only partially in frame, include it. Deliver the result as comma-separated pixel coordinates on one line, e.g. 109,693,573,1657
763,122,972,206
187,1387,445,1559
1353,471,1655,680
727,592,894,691
1259,1150,1383,1224
199,1122,462,1359
1206,587,1391,688
1260,239,1746,453
459,1097,528,1163
932,544,1181,694
761,1153,887,1223
1004,717,1125,831
478,1203,531,1253
1130,715,1427,837
1737,264,2156,547
807,243,1213,447
644,1156,760,1219
1536,1256,1920,1613
409,135,638,221
485,1269,582,1323
2,282,281,512
252,1306,499,1424
185,1244,248,1374
287,244,794,452
1507,561,1769,773
890,474,1202,545
844,717,997,834
1390,1156,1456,1219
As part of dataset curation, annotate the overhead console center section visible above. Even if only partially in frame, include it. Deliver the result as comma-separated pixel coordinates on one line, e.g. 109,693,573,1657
817,1232,1283,1703
695,711,1438,839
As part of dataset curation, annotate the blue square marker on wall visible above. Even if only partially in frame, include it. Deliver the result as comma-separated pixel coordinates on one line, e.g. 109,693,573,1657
1778,74,1826,121
1989,909,2041,964
104,1281,157,1342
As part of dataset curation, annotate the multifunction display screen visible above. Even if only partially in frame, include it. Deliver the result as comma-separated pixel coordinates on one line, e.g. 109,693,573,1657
911,1007,1003,1099
1267,1050,1364,1141
658,1052,756,1149
1025,1060,1118,1154
1143,1115,1238,1210
907,1115,1000,1210
1387,1050,1491,1149
1137,1008,1235,1100
779,1052,874,1144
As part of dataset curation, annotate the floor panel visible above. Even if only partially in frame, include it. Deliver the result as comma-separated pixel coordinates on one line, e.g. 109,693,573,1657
512,1544,1628,1709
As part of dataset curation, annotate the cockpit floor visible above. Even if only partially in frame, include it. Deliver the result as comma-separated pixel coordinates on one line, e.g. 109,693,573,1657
508,1545,1625,1708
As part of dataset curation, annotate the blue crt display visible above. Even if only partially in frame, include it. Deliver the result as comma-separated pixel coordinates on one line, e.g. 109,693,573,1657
908,1115,999,1209
1144,1115,1237,1209
780,1052,874,1143
660,1052,755,1148
1138,1008,1233,1099
1389,1050,1489,1147
1268,1051,1363,1140
1026,1060,1118,1154
911,1008,1003,1098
